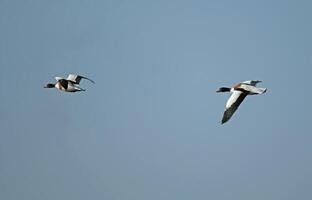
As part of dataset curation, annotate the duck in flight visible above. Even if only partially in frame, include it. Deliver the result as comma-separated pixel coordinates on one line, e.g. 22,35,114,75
216,80,267,124
44,74,95,92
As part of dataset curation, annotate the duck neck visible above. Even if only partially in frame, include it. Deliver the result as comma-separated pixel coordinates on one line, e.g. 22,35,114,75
217,87,231,92
45,83,55,88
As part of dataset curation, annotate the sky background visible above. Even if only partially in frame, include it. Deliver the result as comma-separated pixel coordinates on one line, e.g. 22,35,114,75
1,0,312,199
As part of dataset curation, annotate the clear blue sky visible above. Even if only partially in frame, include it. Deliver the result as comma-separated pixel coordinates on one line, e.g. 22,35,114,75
1,0,311,199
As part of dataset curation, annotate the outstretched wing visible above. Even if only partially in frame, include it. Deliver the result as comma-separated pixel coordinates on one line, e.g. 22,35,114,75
67,74,95,84
241,80,261,86
239,84,267,94
221,91,247,124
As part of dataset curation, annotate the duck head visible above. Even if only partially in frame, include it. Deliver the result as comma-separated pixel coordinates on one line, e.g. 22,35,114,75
44,83,55,88
216,87,231,92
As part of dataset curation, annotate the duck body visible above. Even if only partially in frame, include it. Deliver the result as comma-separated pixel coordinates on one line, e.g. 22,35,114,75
44,74,94,93
216,80,267,124
54,79,85,92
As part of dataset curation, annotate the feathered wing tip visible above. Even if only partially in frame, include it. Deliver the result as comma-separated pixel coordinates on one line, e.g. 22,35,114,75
221,116,229,124
221,108,234,124
81,76,95,84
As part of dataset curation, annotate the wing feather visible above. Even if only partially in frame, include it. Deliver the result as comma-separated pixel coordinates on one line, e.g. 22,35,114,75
222,91,247,124
67,74,95,84
239,84,267,94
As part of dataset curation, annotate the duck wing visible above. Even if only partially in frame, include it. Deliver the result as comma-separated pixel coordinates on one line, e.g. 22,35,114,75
239,84,267,94
222,91,247,124
67,74,95,84
241,80,261,86
58,79,69,90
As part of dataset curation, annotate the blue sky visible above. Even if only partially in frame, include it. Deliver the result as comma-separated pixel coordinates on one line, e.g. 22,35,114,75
1,0,311,199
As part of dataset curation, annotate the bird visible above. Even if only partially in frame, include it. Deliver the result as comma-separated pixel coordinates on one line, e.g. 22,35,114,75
216,80,267,124
44,74,95,92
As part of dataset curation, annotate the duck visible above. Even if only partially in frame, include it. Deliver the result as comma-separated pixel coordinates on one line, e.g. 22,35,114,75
216,80,267,124
44,74,95,92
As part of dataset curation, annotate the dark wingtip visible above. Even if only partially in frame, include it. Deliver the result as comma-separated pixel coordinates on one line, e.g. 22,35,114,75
89,79,95,84
80,75,95,84
86,78,95,84
221,116,229,124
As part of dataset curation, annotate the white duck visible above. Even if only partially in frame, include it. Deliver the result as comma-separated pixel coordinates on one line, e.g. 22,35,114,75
44,74,95,92
216,80,267,124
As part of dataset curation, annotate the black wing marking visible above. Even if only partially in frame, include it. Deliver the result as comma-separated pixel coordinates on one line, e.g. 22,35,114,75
58,79,68,90
221,93,247,124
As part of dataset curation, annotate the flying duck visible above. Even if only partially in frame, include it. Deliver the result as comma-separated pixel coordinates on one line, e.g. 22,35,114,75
216,80,267,124
44,74,95,92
